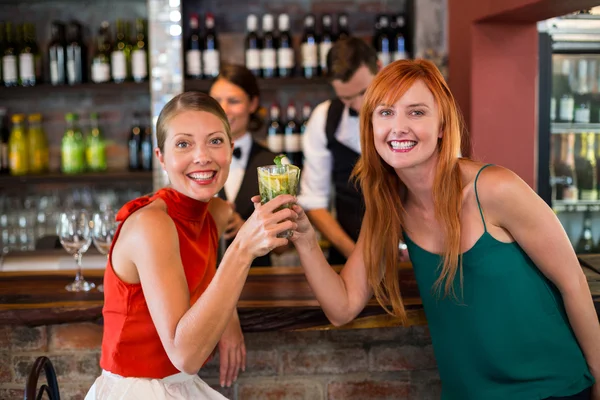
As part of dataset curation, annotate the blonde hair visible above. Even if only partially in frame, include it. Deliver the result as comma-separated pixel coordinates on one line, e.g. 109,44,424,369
353,59,465,323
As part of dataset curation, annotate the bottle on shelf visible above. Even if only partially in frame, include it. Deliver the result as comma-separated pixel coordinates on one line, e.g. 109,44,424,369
85,112,107,172
319,14,334,76
131,18,148,83
284,103,302,168
245,14,261,77
19,23,40,86
300,103,312,133
140,122,153,171
48,22,66,86
560,132,579,201
8,113,28,176
0,108,8,175
267,103,284,154
66,21,86,85
261,13,277,79
337,13,350,40
27,113,49,174
61,113,86,174
374,15,391,68
186,13,202,79
575,211,595,254
392,14,408,61
203,13,220,79
111,19,131,83
3,22,19,87
128,113,142,170
277,13,294,78
91,21,112,84
301,14,319,79
558,59,575,123
596,132,600,197
575,133,597,201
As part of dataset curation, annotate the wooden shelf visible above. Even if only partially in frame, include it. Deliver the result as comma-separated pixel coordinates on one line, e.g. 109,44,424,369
0,170,153,187
0,81,150,98
184,76,332,93
553,199,600,212
552,122,600,134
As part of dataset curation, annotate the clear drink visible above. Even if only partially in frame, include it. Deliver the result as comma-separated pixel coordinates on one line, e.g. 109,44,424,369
257,164,300,238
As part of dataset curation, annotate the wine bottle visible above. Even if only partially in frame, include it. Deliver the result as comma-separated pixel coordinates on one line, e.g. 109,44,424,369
111,19,130,83
267,103,284,153
3,22,19,87
186,13,202,79
277,14,294,78
19,23,40,86
319,14,334,76
48,22,66,85
85,112,107,172
301,14,319,79
300,103,312,134
66,21,86,85
128,114,142,170
284,103,302,168
91,22,111,84
575,211,594,254
131,18,148,83
392,14,408,61
373,15,391,67
245,14,261,77
337,13,350,40
203,13,220,79
0,108,8,175
261,13,277,78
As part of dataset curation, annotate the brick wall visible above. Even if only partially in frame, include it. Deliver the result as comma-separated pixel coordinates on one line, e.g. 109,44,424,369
0,323,440,400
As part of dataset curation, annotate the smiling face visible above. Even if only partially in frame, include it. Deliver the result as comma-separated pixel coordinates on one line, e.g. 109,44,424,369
372,79,441,172
156,110,233,202
209,78,259,141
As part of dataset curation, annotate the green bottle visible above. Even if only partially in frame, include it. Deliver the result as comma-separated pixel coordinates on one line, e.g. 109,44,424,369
61,113,85,174
85,112,107,172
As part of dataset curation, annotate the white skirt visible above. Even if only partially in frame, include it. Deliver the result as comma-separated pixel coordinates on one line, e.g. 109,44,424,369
84,369,228,400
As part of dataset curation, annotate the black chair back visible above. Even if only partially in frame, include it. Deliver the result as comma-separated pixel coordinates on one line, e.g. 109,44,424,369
23,356,60,400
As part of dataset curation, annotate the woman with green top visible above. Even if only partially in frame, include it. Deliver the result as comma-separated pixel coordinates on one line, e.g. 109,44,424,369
284,59,600,399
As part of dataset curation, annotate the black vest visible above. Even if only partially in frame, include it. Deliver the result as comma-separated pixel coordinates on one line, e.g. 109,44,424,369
325,99,365,264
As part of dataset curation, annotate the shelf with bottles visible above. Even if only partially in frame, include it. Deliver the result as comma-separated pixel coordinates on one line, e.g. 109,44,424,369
0,81,149,99
552,122,600,134
553,199,600,213
0,169,153,188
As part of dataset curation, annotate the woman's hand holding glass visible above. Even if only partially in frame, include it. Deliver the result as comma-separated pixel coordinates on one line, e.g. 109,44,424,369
234,194,298,259
58,210,94,292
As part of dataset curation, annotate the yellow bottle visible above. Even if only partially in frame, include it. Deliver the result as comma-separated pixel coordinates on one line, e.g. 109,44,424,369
8,114,28,176
27,113,49,174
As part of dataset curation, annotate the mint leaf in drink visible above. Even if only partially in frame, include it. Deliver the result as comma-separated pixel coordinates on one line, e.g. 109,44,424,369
273,154,291,167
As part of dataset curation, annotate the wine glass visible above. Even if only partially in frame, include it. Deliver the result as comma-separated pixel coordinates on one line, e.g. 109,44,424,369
58,210,95,292
92,210,118,292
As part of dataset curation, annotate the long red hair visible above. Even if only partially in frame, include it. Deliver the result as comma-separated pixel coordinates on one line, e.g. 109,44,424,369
353,59,466,322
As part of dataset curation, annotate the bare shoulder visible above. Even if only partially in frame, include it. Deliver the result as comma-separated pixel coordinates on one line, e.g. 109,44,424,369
118,198,178,246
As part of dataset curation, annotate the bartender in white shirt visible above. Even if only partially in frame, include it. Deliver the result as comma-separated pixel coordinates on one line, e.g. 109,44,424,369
298,37,380,265
210,64,277,267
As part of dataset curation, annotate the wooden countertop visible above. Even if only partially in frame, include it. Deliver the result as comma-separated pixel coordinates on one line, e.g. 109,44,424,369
2,259,600,331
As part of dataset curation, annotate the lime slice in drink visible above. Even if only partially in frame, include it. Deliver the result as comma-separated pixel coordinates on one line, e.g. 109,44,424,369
273,154,291,167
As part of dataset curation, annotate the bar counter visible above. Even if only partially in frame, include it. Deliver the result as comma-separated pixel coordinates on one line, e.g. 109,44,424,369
2,259,600,331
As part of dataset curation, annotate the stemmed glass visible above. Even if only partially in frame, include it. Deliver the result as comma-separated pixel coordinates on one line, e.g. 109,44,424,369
92,210,118,292
58,210,95,292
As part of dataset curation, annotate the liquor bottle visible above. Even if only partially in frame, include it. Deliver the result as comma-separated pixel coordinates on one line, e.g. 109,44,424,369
284,103,302,168
392,14,408,61
8,114,28,176
140,123,153,171
91,22,111,84
319,14,334,76
267,103,284,153
577,59,589,95
337,13,350,40
245,14,261,77
559,60,575,123
574,99,591,124
277,14,294,78
186,13,202,79
300,103,312,133
0,108,8,175
261,14,277,78
61,113,85,174
203,13,220,79
596,132,600,198
576,133,598,201
562,132,578,201
48,22,66,85
301,14,319,79
131,18,148,83
19,23,40,86
128,114,142,170
66,21,86,85
575,211,594,254
85,112,107,172
3,23,19,87
111,19,130,83
27,113,49,174
374,15,391,67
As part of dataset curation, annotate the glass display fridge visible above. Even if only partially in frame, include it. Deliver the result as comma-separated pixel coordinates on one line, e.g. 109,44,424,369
538,12,600,256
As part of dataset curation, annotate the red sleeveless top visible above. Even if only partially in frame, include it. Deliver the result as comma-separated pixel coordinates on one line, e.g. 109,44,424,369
100,188,219,378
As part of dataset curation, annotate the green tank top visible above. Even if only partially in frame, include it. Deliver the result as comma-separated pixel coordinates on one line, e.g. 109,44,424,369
404,164,594,400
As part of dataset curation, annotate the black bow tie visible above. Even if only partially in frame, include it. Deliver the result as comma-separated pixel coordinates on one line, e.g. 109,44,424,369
233,147,242,159
348,108,359,117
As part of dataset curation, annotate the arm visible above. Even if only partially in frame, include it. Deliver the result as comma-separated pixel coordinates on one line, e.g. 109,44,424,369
297,102,356,257
289,201,373,326
482,166,600,376
122,195,296,374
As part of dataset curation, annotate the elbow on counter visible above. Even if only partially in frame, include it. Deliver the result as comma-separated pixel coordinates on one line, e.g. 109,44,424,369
327,312,354,328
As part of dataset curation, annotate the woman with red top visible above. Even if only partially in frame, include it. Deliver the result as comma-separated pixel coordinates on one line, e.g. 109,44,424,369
85,92,297,399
